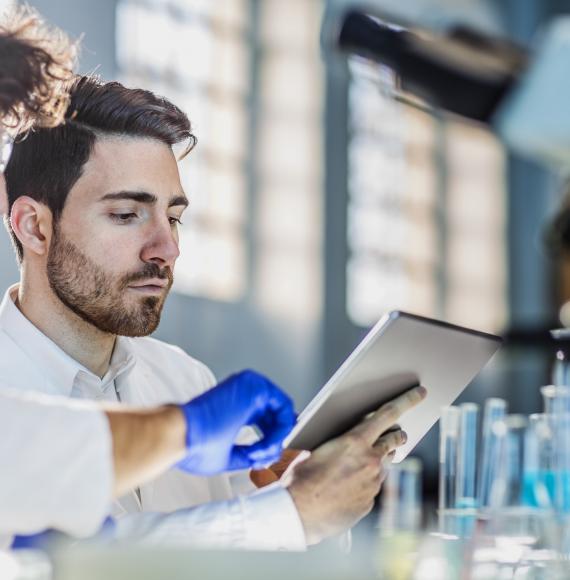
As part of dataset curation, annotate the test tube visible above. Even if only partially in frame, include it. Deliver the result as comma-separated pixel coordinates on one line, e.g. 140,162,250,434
542,413,570,516
525,413,556,510
541,384,570,415
455,403,479,509
376,459,422,580
552,413,570,513
380,458,422,532
477,398,507,508
438,406,460,511
527,412,570,513
551,335,570,387
488,414,528,508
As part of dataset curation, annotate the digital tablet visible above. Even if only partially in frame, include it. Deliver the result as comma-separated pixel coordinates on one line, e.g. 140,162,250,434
285,311,502,462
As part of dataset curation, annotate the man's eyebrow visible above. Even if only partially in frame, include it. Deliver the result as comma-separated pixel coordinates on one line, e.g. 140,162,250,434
99,191,158,204
99,191,189,208
169,194,189,208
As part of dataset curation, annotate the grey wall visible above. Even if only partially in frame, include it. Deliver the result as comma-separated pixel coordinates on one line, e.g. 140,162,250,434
25,0,117,79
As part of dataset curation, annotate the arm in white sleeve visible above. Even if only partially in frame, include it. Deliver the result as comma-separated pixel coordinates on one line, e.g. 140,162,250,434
0,389,113,537
112,484,307,551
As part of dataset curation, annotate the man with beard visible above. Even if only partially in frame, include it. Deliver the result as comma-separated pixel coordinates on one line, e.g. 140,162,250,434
1,74,425,549
0,5,302,550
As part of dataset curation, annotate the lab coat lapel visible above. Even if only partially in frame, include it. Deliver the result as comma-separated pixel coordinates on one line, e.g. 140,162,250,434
115,354,234,511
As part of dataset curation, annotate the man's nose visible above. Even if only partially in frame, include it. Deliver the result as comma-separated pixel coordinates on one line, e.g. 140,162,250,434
140,222,180,267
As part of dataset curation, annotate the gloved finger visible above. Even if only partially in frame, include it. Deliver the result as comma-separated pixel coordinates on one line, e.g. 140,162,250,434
245,374,296,421
230,444,283,470
244,417,294,462
227,445,259,471
239,428,285,462
233,412,294,466
247,390,296,446
245,441,284,464
249,453,284,470
234,371,297,436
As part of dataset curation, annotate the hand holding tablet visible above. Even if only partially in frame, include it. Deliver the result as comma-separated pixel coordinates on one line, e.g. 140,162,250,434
286,312,501,462
286,385,426,545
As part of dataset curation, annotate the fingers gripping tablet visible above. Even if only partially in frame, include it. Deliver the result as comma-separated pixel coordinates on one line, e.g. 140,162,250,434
285,312,501,462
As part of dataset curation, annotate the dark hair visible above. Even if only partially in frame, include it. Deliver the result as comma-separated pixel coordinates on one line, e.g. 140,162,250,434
0,5,76,130
5,75,196,261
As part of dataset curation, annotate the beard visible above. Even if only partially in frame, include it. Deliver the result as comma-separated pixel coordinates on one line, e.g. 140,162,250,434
46,226,173,337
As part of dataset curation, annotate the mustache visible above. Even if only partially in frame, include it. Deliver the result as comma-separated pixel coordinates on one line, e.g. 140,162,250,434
121,263,173,287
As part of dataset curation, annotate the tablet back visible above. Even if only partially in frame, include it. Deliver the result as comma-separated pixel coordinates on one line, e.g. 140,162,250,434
285,311,502,462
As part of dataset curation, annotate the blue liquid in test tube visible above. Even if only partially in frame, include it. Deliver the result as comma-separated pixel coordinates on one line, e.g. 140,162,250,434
456,403,479,509
523,413,570,512
477,398,506,508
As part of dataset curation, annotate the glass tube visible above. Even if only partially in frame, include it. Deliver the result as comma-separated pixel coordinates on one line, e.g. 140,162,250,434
380,458,422,532
541,385,570,415
438,406,460,511
525,413,570,560
477,398,507,508
556,414,570,513
485,416,545,553
456,403,479,509
525,413,570,512
488,415,528,509
551,333,570,387
525,413,557,510
376,460,423,580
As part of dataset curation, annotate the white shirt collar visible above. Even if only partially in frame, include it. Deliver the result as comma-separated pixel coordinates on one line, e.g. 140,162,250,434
0,284,136,398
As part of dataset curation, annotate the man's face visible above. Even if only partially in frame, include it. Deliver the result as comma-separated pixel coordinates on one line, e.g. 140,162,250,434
45,136,187,336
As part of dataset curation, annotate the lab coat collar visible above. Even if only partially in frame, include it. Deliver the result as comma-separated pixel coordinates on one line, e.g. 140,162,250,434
0,284,136,398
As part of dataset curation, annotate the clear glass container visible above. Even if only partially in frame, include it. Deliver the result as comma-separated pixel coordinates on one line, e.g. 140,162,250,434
380,458,422,532
541,385,570,415
489,414,528,509
377,459,423,580
439,406,460,511
456,403,479,509
477,398,507,508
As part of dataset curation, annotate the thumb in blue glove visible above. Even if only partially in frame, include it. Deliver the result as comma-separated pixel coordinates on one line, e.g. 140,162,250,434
177,369,296,476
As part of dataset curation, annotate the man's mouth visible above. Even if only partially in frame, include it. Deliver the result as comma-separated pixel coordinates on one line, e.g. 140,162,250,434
127,279,169,294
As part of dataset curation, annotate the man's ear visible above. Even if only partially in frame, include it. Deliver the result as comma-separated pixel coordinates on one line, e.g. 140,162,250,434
10,196,53,257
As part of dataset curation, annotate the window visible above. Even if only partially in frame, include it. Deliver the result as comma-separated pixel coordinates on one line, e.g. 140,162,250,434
445,120,507,332
116,0,250,301
346,60,507,333
253,0,324,321
116,0,324,314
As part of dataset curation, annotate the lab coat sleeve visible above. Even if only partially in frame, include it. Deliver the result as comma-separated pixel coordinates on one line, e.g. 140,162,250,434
112,484,307,551
0,389,113,539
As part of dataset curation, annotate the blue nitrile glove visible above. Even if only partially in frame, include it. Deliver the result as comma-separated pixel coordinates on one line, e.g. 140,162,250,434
11,517,116,550
12,530,55,550
177,369,296,476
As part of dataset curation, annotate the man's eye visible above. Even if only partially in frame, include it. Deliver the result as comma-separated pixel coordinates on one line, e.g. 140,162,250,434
111,213,138,223
169,217,183,226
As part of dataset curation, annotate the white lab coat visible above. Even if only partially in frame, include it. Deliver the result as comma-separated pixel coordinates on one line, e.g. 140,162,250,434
0,389,113,549
0,285,306,550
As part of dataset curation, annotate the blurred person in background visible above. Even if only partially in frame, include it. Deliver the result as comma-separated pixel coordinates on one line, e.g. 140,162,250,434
1,74,425,550
544,181,570,328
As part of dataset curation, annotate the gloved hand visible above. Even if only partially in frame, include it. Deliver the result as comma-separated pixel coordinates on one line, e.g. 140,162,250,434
177,369,296,476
